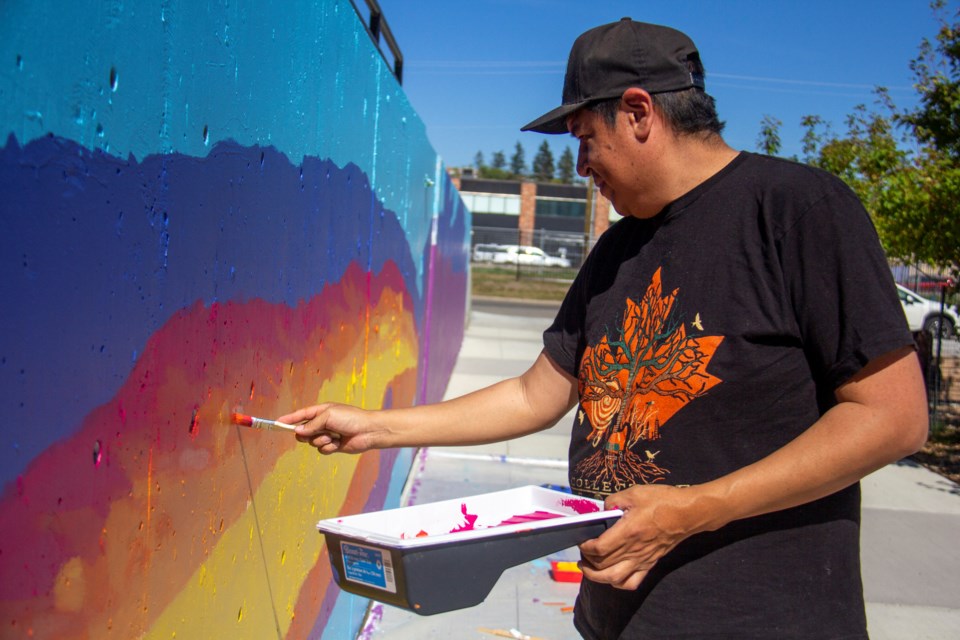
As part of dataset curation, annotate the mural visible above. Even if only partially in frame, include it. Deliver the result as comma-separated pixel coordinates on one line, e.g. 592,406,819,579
0,1,469,638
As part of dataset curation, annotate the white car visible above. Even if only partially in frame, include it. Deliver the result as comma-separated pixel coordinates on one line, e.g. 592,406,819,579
897,284,958,338
472,243,511,262
486,245,572,268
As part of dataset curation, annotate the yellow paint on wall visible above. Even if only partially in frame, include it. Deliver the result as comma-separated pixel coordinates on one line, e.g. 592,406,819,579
53,556,86,613
143,290,418,638
150,443,356,639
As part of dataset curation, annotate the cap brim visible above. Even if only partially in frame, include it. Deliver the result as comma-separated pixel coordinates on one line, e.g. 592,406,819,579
520,101,588,134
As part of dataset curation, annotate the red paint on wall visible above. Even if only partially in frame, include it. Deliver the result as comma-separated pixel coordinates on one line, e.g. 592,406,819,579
0,261,418,637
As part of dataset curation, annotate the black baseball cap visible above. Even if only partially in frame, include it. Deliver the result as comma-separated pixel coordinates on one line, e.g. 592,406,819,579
521,18,705,134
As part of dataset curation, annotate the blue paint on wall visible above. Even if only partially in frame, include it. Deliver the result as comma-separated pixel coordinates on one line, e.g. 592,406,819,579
0,1,470,636
0,134,436,487
0,0,447,296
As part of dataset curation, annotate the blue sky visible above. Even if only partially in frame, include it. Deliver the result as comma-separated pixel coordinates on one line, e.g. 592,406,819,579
375,0,947,171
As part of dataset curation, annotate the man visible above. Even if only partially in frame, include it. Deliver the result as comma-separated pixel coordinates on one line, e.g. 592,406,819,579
283,18,928,638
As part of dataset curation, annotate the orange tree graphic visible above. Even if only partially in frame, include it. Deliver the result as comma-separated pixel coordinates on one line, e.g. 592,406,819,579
576,268,723,487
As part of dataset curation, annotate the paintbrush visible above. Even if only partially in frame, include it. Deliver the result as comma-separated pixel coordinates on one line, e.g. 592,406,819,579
230,412,298,433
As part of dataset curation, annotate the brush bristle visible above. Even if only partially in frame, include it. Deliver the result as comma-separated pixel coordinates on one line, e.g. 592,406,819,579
231,412,254,427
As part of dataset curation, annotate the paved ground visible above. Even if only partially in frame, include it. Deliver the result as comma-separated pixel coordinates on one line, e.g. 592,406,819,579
362,299,960,639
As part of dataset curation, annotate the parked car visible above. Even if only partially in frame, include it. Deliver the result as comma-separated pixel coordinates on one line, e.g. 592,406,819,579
474,244,571,268
472,243,511,263
897,284,958,338
907,273,954,296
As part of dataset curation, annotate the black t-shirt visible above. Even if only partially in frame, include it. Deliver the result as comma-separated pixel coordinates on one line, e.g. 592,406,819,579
543,152,912,638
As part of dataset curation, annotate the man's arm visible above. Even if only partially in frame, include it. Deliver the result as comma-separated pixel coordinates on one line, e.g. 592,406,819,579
579,346,929,590
280,350,579,454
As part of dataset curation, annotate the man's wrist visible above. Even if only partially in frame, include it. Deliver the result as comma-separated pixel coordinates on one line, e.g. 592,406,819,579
680,482,734,536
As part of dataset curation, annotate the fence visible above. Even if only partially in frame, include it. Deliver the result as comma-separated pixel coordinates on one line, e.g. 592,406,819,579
470,226,593,273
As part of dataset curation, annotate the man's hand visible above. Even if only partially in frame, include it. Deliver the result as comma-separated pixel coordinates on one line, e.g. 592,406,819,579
278,404,381,454
579,484,710,590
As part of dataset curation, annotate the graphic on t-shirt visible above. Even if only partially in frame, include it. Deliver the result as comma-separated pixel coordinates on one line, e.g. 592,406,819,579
575,268,724,490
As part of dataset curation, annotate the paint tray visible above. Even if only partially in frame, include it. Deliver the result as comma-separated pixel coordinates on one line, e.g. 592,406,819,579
316,485,621,615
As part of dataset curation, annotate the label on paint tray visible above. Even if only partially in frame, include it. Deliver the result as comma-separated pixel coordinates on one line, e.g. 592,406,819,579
341,542,396,593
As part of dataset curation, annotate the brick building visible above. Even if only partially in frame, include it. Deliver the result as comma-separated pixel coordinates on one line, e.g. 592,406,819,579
451,173,614,264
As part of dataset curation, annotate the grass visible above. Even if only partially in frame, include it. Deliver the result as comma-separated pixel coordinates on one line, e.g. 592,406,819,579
471,265,574,301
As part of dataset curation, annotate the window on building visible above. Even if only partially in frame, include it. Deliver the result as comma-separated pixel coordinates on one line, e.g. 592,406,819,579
535,197,585,218
461,193,521,215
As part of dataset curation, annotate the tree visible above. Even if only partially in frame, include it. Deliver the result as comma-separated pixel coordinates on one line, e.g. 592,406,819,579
477,166,514,180
558,146,576,183
756,115,783,156
477,149,512,179
796,4,960,281
510,141,526,177
898,0,960,158
474,151,484,169
532,140,556,182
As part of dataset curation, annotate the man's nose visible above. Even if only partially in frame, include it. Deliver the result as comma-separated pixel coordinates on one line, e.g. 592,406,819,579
576,145,589,177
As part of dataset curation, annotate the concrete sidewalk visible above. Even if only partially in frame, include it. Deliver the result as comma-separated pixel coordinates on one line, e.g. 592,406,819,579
365,300,960,640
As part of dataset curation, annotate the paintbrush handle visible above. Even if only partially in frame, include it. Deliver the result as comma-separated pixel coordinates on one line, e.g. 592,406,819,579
249,417,297,432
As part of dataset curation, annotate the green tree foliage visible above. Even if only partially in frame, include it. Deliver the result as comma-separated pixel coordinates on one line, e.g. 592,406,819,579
532,141,556,182
756,115,783,156
558,146,576,183
791,3,960,281
477,165,515,180
510,141,527,177
473,149,513,179
475,149,513,179
899,0,960,158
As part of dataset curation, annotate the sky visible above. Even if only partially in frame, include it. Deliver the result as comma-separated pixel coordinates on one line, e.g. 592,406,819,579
371,0,950,171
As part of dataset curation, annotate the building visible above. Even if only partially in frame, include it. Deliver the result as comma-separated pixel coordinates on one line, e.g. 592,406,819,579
451,172,614,266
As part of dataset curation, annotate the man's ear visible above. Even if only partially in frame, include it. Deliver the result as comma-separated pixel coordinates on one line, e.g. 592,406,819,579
621,87,655,140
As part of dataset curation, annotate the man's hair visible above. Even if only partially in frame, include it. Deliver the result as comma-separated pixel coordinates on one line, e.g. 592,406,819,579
585,56,725,136
587,89,725,137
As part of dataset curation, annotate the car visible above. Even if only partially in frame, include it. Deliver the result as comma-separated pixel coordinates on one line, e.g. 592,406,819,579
897,284,958,338
908,273,954,296
479,244,572,268
472,243,511,263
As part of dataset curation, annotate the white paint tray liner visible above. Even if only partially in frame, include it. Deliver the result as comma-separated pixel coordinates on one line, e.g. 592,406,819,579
317,485,621,614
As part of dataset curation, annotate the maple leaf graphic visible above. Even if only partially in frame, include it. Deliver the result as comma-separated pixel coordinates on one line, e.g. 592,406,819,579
576,268,723,488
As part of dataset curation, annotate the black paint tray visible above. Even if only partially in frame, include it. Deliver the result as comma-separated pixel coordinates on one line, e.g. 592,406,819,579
316,485,621,615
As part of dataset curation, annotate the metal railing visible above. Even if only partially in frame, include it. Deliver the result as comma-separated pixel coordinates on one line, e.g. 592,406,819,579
349,0,404,84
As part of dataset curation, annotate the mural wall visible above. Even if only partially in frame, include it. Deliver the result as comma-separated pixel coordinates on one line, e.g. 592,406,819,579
0,1,470,638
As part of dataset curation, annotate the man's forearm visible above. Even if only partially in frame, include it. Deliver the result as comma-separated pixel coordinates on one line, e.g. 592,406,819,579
287,350,578,454
371,370,573,448
682,346,928,535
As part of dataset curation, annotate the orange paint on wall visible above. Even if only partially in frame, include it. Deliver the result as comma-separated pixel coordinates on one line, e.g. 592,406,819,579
0,261,420,638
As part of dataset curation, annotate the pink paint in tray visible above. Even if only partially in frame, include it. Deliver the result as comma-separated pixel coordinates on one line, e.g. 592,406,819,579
317,485,621,548
316,486,622,615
